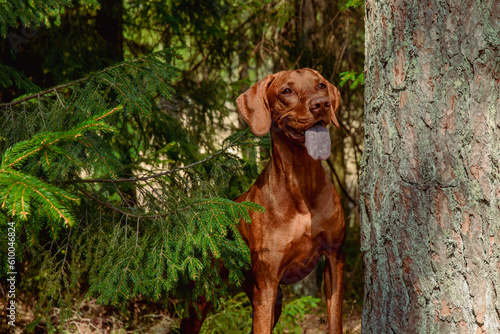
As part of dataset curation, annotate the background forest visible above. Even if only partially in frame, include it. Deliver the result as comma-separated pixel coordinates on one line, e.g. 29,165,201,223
0,0,364,332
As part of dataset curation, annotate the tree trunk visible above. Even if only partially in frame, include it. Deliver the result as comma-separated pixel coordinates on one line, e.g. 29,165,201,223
360,0,500,333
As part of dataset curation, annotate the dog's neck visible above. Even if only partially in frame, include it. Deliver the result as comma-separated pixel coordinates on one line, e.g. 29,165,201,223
267,130,329,202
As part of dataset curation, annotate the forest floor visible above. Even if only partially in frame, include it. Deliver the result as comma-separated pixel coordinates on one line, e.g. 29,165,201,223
2,295,362,333
299,303,362,334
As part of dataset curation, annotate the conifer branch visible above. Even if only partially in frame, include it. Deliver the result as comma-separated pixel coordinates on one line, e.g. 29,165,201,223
78,188,260,220
1,106,121,170
0,49,180,108
74,148,227,184
0,76,88,108
79,188,181,218
72,129,250,184
0,169,77,226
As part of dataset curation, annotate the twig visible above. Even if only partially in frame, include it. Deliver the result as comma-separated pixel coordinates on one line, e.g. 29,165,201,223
79,189,171,218
143,179,170,207
54,88,65,108
0,51,168,108
72,135,243,184
79,189,204,219
326,158,357,206
62,227,72,269
136,217,140,247
0,77,87,108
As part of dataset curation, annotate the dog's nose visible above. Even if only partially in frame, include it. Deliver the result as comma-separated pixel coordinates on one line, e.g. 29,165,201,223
309,96,331,114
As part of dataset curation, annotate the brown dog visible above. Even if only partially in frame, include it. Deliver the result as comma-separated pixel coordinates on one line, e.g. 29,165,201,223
181,69,345,333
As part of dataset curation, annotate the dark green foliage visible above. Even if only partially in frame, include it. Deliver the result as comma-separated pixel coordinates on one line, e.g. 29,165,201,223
343,0,364,9
85,199,260,306
340,71,365,89
0,0,101,37
0,64,40,92
0,48,180,149
0,107,118,227
0,0,70,36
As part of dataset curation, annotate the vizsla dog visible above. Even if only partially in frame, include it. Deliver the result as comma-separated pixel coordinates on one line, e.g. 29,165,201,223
181,69,345,333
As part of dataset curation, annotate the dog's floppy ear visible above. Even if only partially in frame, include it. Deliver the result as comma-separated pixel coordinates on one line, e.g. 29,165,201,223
327,81,341,128
236,74,274,136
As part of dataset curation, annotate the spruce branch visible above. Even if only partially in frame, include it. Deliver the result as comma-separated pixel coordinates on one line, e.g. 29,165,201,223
0,169,78,226
72,128,253,184
0,64,40,92
79,188,262,220
84,197,260,306
1,106,121,170
0,49,180,108
0,106,122,226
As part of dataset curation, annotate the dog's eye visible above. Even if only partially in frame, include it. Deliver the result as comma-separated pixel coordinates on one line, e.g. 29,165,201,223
282,88,292,95
318,83,327,89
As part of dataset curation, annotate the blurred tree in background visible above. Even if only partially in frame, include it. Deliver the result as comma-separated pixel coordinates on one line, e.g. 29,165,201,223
0,0,364,332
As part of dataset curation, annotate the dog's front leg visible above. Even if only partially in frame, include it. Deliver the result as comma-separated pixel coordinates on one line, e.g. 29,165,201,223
251,273,280,334
324,250,345,333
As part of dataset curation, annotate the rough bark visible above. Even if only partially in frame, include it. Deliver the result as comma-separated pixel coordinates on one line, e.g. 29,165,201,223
360,0,500,333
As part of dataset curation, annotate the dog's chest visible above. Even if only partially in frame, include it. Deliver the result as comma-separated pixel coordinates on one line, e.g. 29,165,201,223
274,213,321,282
267,210,329,250
288,212,315,238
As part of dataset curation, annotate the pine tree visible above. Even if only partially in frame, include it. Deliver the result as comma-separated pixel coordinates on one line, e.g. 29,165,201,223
361,0,500,331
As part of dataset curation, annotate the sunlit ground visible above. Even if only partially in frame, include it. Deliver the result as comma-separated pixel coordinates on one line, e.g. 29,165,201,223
5,292,362,333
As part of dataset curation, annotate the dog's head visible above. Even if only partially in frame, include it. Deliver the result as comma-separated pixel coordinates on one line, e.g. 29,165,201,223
236,68,341,160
